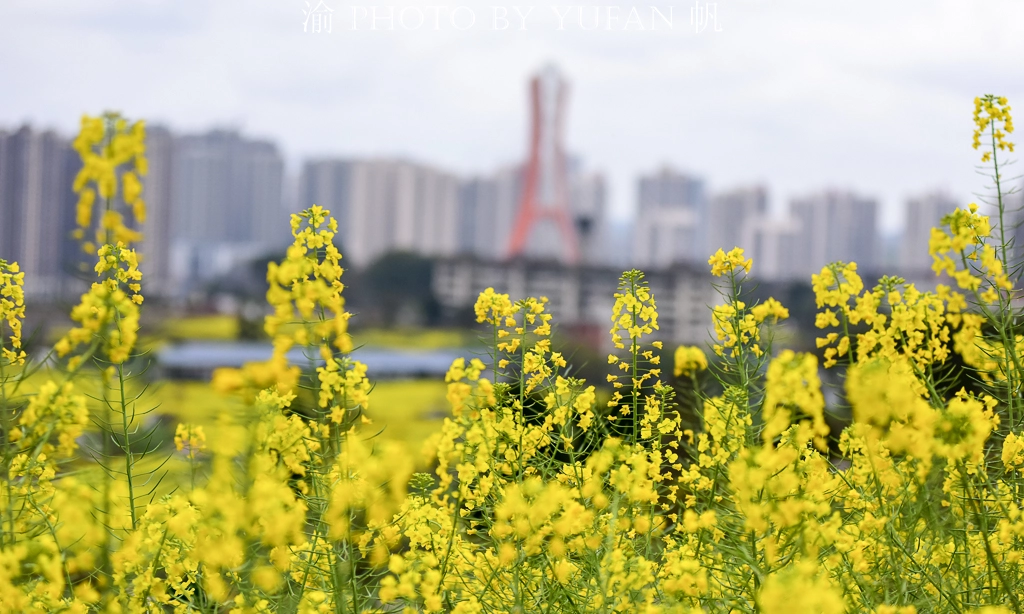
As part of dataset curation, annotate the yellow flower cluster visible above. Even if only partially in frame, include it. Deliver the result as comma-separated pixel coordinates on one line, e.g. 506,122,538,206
710,297,788,358
813,263,957,371
544,375,597,435
757,561,844,614
269,206,350,351
10,383,88,471
0,260,26,366
474,286,516,326
0,377,90,613
174,423,207,460
55,243,143,365
929,204,1009,297
973,95,1014,162
682,386,751,477
761,350,827,445
707,246,752,277
71,113,148,252
214,206,350,399
606,273,678,450
1002,431,1024,472
444,356,491,417
673,345,707,378
708,251,789,366
925,201,1024,384
317,356,371,426
492,477,594,561
211,338,301,400
609,270,658,350
847,358,930,435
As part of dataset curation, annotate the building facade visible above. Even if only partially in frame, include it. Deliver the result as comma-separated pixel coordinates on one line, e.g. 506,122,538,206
0,125,80,298
741,215,802,281
171,130,285,246
633,167,708,269
300,158,461,268
788,190,879,278
900,191,958,276
169,130,287,295
457,168,520,259
433,257,715,348
139,125,175,296
708,185,768,258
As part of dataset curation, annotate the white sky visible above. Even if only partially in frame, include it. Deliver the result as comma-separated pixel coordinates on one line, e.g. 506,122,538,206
2,0,1023,231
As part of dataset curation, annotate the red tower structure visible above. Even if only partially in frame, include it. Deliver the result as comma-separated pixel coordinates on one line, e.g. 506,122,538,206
506,65,579,263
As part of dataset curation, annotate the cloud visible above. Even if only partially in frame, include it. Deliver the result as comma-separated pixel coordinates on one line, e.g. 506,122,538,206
2,0,1023,230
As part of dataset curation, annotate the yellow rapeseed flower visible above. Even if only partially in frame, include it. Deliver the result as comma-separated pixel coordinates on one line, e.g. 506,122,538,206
674,345,708,377
708,246,752,277
0,259,26,366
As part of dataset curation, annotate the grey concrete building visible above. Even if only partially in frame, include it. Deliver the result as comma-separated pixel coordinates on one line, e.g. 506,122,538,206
433,257,715,348
633,167,708,269
299,158,461,268
0,125,79,298
789,190,879,278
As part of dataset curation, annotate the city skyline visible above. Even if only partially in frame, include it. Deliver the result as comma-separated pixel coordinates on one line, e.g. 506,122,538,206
2,116,998,292
0,114,998,236
0,104,997,239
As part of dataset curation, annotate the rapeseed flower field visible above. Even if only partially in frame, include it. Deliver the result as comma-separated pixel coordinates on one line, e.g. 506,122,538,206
1,97,1023,613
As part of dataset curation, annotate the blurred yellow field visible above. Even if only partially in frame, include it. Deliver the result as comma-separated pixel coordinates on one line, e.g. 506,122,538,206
160,315,239,341
149,378,447,461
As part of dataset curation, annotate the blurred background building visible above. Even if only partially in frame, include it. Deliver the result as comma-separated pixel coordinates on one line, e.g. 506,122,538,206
787,190,880,278
300,158,460,268
454,161,607,264
632,167,706,269
456,165,521,260
709,185,768,262
168,130,287,298
139,126,175,296
432,258,714,348
742,215,802,281
0,65,1005,338
0,125,80,298
900,191,958,278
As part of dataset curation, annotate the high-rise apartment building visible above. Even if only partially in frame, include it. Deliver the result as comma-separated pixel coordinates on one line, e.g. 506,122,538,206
0,125,79,298
741,215,802,280
632,167,707,269
570,171,608,265
457,167,521,259
788,190,878,278
172,130,285,245
708,185,768,257
901,191,958,275
139,125,175,296
170,130,286,293
300,159,353,250
299,158,460,268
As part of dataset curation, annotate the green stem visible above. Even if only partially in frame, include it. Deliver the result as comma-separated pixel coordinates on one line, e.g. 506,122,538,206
960,464,1021,611
630,276,640,447
1,356,14,548
118,362,138,529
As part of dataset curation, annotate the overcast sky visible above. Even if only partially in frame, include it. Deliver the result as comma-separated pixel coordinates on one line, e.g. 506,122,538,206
2,0,1023,231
